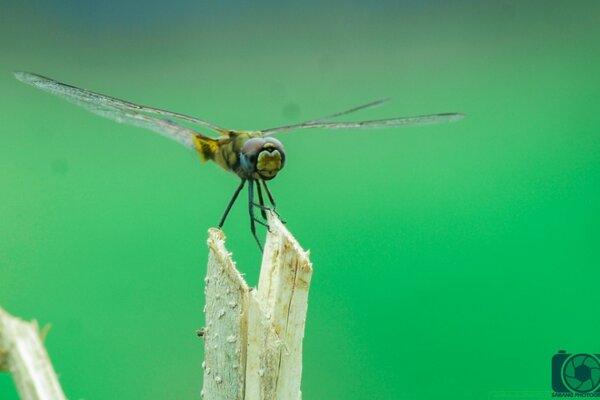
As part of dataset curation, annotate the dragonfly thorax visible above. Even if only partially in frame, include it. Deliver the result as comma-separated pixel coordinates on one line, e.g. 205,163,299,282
239,137,285,180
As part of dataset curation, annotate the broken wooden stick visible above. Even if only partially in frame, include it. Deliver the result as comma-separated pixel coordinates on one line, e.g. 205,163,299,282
202,211,313,400
0,307,66,400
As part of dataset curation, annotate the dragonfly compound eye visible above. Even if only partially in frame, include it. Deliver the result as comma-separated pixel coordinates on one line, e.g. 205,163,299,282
240,138,263,173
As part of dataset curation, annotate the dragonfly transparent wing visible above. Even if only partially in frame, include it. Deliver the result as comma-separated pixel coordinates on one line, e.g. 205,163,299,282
259,98,390,135
261,98,464,135
299,98,391,124
14,71,226,148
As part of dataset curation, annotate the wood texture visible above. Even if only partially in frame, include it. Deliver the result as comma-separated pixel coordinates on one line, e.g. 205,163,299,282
202,212,312,400
0,307,67,400
202,229,250,400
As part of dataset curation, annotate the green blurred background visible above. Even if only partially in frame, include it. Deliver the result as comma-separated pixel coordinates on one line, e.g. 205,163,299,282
1,1,599,399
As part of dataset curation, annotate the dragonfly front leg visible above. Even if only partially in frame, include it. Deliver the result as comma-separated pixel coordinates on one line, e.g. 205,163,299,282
253,183,275,231
255,181,268,221
261,180,277,209
218,179,246,229
261,180,285,223
248,179,264,252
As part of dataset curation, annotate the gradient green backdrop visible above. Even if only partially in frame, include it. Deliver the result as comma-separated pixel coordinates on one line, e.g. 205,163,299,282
1,1,599,399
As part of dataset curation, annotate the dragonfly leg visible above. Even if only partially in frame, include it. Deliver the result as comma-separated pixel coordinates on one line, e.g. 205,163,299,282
261,180,285,224
255,181,268,220
218,179,246,229
248,179,264,252
252,202,271,211
251,203,273,232
261,180,277,209
253,217,271,230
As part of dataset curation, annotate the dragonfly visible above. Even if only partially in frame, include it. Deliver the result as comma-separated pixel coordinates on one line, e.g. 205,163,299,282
14,71,464,251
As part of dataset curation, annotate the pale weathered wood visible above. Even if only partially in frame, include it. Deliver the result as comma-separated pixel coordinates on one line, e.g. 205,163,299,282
0,307,67,400
246,214,312,400
202,212,313,400
202,229,250,400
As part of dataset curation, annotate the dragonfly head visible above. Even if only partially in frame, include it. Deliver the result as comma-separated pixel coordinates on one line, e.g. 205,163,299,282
240,137,285,180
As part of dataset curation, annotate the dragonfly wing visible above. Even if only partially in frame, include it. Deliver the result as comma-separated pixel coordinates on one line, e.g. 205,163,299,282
262,112,464,135
14,72,228,142
260,98,390,135
300,98,391,124
85,106,201,149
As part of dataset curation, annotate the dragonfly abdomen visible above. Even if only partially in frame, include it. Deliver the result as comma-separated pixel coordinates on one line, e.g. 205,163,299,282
193,135,219,162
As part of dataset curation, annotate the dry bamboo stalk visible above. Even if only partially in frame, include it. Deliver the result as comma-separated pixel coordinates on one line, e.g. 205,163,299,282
0,307,66,400
202,212,313,400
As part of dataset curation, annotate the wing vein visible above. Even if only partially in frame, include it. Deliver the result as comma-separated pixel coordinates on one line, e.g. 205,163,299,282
14,71,224,149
